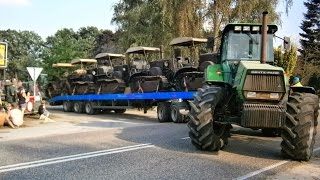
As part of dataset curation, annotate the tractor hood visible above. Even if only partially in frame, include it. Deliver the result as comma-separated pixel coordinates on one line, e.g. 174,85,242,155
233,61,289,100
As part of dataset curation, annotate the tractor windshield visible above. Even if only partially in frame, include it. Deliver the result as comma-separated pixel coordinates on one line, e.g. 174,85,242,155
224,32,274,62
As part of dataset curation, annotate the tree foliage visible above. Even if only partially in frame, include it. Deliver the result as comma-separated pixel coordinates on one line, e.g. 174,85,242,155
274,44,297,75
0,30,44,80
299,0,320,64
112,0,293,53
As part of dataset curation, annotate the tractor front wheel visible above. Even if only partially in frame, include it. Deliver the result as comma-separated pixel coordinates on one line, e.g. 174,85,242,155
281,92,319,161
187,86,230,151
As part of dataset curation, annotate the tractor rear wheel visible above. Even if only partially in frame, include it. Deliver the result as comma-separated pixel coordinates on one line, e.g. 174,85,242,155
187,86,230,151
157,102,172,123
281,92,319,161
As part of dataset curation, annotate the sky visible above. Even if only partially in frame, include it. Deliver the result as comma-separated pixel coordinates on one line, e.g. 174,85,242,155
0,0,306,46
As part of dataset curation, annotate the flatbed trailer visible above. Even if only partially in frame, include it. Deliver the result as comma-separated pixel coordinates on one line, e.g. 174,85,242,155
49,91,196,123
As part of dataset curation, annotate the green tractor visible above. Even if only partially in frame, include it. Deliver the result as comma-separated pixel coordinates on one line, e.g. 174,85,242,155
187,12,319,161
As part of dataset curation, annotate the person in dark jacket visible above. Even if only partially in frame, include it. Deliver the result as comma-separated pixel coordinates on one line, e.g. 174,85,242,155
38,100,55,123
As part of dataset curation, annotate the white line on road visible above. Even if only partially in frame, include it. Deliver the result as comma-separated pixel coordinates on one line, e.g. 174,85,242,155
236,147,320,180
0,143,154,173
181,137,190,140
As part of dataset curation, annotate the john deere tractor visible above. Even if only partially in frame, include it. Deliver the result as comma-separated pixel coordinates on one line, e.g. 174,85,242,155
187,12,319,161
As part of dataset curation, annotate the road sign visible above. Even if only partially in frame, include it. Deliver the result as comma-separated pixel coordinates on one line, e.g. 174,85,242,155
27,67,43,81
0,42,8,68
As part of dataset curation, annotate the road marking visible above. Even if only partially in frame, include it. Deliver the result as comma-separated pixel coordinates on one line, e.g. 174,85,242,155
181,137,190,140
0,143,154,173
236,147,320,180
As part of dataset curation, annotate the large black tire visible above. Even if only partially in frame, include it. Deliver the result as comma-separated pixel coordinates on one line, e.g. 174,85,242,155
63,101,73,112
85,102,96,115
74,101,84,113
114,109,126,114
187,86,230,151
281,92,319,161
157,102,172,123
171,104,185,123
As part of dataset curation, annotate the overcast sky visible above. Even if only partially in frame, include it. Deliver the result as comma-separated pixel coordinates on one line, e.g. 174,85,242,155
0,0,306,45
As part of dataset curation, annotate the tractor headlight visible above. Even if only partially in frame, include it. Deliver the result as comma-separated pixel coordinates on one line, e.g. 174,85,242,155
246,91,256,98
270,93,279,99
244,91,282,100
92,71,96,75
164,61,169,67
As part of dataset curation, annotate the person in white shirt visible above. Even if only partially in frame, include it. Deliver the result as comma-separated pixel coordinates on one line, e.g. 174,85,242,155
9,103,24,127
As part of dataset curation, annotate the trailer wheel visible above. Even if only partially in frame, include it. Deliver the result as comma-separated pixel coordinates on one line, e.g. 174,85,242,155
74,101,84,113
85,102,96,115
171,104,185,123
157,102,172,123
63,101,73,112
114,109,126,114
281,93,319,161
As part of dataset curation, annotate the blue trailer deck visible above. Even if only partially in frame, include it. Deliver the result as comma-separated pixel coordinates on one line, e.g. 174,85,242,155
50,91,196,102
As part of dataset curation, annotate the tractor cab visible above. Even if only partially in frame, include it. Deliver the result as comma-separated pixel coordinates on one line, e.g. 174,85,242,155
69,59,97,82
219,24,277,64
94,53,126,78
93,53,128,94
126,46,172,93
46,63,75,100
169,37,209,91
126,46,160,74
169,37,208,68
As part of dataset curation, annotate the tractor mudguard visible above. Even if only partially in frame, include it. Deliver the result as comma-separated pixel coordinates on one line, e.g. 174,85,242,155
291,86,316,94
205,64,224,82
173,67,198,79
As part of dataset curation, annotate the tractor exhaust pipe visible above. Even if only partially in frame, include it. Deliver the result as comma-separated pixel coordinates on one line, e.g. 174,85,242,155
261,11,268,64
160,45,164,59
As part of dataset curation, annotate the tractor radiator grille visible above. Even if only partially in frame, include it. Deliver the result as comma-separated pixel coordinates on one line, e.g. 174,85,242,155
243,74,285,92
241,104,286,128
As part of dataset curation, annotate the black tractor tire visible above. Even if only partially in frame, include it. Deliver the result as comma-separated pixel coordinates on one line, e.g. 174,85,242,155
74,101,84,113
281,92,319,161
171,104,185,123
85,102,96,115
63,101,73,112
187,86,230,151
261,128,281,137
157,102,172,123
114,109,126,114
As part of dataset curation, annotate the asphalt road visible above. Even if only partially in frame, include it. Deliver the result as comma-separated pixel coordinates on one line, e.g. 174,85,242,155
0,107,319,180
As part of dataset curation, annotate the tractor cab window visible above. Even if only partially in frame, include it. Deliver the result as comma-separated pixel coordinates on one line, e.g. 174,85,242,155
223,32,274,62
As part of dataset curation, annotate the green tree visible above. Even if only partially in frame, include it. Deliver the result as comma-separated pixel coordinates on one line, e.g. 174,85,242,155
274,44,297,76
299,0,320,64
0,30,44,80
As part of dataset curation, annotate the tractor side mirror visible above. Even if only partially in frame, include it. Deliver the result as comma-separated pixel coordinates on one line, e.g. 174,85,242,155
207,36,215,50
283,37,291,50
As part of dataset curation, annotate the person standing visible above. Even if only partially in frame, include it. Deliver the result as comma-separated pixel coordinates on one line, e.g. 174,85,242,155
292,76,303,87
17,86,27,115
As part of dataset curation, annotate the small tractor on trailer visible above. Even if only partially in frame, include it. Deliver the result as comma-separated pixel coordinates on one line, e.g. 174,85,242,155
187,12,319,161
